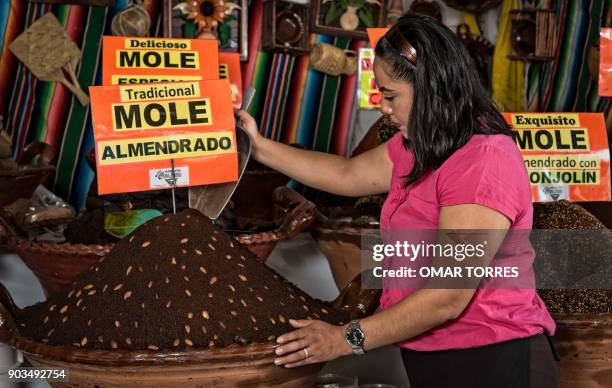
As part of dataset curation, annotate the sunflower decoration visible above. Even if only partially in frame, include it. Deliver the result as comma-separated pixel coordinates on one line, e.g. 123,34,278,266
174,0,240,40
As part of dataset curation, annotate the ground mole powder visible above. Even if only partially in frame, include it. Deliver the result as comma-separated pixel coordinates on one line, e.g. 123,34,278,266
19,209,346,350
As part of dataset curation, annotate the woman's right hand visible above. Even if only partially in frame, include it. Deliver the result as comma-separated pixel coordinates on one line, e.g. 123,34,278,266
235,110,264,150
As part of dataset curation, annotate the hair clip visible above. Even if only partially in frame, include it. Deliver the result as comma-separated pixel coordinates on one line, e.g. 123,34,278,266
386,29,417,65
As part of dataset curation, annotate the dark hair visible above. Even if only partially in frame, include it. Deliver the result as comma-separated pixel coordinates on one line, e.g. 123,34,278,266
375,12,512,186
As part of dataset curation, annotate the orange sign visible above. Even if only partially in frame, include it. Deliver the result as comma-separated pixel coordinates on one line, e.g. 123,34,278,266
102,36,219,85
90,80,238,195
600,28,612,96
218,52,242,109
367,28,388,49
503,112,611,202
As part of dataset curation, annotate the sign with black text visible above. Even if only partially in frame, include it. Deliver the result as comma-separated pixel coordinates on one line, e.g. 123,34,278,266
90,80,238,194
102,36,219,85
504,113,610,202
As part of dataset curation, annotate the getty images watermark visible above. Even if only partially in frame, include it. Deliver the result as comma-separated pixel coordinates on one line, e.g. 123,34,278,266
360,229,612,290
371,239,522,279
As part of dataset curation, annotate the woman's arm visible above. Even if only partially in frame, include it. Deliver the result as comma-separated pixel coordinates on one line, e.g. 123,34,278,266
273,204,512,367
359,204,511,349
236,110,392,197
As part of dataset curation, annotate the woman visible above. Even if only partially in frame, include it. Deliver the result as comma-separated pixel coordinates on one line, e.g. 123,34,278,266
236,12,558,388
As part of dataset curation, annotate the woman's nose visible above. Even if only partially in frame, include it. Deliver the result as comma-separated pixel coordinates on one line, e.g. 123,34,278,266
380,104,393,115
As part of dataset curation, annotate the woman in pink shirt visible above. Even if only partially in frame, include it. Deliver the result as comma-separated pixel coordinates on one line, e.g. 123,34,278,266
236,12,558,388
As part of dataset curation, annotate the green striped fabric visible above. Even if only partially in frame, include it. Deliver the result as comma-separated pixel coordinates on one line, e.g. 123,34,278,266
6,3,37,156
313,36,351,153
527,0,611,116
273,54,296,142
27,5,69,144
53,6,107,200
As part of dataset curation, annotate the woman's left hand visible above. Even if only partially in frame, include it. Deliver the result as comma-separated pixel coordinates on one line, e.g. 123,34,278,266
274,319,352,368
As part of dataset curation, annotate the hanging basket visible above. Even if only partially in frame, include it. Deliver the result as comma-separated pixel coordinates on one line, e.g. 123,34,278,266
111,3,151,37
309,42,357,76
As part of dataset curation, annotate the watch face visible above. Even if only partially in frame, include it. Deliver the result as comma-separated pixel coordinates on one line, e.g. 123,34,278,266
347,327,364,346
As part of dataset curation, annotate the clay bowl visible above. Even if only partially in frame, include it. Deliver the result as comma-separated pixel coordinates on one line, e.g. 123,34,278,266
311,219,379,292
0,142,55,208
308,193,381,291
230,163,290,228
0,303,319,387
0,187,316,296
226,185,317,262
311,225,379,292
552,313,612,388
0,274,380,388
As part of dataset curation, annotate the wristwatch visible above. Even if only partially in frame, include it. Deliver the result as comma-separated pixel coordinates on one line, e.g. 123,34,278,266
344,320,366,355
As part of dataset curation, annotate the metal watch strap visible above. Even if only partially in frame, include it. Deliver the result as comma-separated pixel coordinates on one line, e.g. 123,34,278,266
345,320,366,355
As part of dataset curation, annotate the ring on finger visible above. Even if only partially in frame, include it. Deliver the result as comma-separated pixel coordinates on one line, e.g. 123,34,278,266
303,348,309,359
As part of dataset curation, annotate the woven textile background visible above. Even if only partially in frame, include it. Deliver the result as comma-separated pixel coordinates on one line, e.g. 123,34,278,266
1,0,610,208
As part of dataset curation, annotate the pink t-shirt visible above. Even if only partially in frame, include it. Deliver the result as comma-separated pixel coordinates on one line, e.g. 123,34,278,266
380,132,556,351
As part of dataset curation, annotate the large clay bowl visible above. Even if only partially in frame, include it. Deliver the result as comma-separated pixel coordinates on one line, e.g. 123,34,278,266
0,273,380,388
0,302,320,387
552,313,612,388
